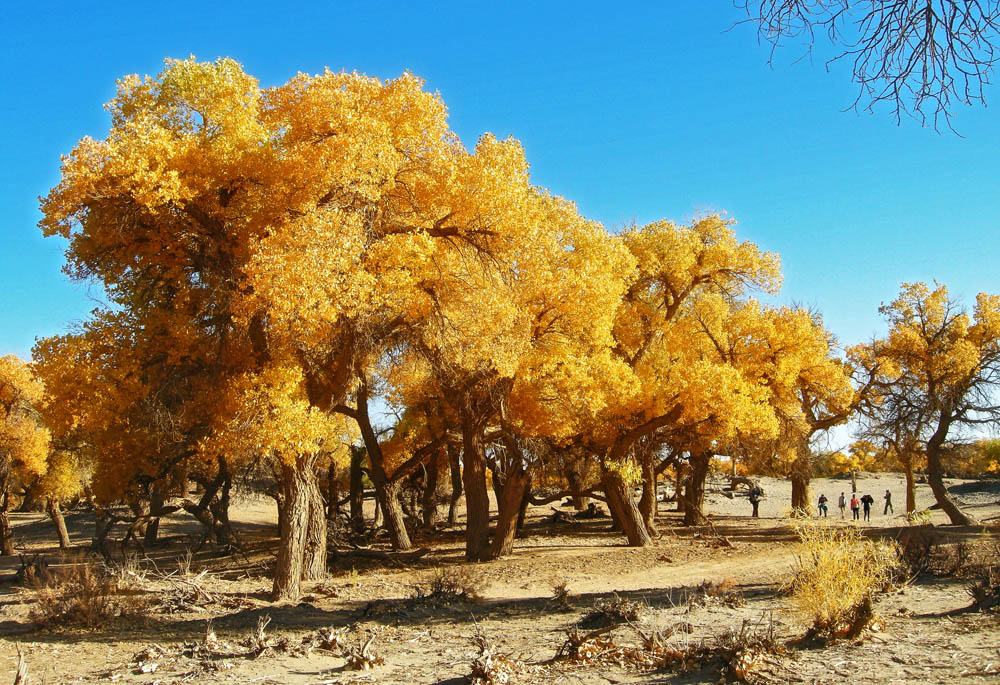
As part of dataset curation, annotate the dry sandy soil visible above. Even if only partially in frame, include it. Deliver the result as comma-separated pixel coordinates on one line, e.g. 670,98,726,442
1,472,998,684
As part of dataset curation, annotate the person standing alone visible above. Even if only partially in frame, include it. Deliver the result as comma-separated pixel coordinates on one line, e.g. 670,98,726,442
749,486,761,518
883,489,893,515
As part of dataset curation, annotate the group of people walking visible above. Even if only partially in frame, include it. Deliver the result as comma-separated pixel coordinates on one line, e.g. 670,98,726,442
817,490,893,521
747,486,894,522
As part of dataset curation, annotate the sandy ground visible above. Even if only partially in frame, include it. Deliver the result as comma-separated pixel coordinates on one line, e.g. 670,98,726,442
0,472,998,683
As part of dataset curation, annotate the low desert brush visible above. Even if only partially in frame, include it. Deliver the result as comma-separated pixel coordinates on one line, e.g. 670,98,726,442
411,566,485,604
29,558,148,629
787,525,900,638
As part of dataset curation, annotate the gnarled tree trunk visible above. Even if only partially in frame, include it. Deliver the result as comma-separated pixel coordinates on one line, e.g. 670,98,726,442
302,469,328,580
48,499,71,549
461,400,490,561
0,483,14,556
564,459,589,510
601,464,651,546
683,452,711,526
903,459,916,514
272,456,318,601
927,430,975,525
638,446,658,535
790,438,811,512
489,461,531,559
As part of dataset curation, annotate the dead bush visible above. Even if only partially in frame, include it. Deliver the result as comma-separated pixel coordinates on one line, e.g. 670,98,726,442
469,624,540,683
788,525,900,639
410,566,485,605
28,558,148,630
715,617,785,683
549,581,573,610
689,578,746,610
556,623,707,671
342,628,385,671
578,593,643,629
967,563,1000,612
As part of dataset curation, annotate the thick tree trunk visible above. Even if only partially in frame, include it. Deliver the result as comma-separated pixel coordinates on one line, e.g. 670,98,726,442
208,467,236,547
461,403,491,561
421,449,441,529
903,460,916,514
349,445,365,534
48,499,71,549
302,470,328,580
1,498,15,556
638,448,659,535
927,440,975,525
488,463,531,559
272,458,316,602
790,439,812,512
447,443,462,525
381,480,411,549
683,452,711,526
564,460,589,511
601,465,651,546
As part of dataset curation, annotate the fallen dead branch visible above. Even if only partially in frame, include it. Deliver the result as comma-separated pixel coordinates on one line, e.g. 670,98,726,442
13,643,28,685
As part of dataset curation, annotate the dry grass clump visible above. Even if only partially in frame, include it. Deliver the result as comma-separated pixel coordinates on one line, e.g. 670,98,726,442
788,526,900,639
411,566,486,605
28,558,149,629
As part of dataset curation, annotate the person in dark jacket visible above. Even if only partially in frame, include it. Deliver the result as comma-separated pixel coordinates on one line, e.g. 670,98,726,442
883,489,893,515
860,493,875,521
817,494,828,517
749,486,761,518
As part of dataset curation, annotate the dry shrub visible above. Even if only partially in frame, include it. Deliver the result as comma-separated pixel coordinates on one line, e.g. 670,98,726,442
28,558,148,629
555,615,786,682
411,566,485,605
899,528,999,578
689,578,745,610
579,593,643,629
715,618,785,683
788,526,900,639
469,624,541,684
549,581,573,610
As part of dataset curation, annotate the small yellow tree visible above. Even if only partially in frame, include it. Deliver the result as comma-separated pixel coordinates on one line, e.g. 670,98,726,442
0,356,51,555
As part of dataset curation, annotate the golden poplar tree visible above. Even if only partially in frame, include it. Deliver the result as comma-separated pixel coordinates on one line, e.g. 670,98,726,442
0,356,51,555
854,283,1000,525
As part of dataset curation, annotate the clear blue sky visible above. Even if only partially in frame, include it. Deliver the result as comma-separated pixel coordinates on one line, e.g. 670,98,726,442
2,1,998,362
